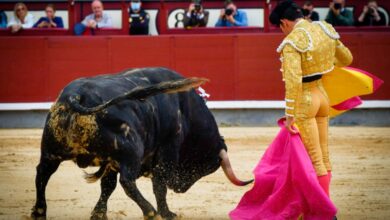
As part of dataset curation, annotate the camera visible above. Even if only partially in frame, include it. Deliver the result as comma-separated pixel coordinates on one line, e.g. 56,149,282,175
302,9,310,17
334,3,342,10
193,0,202,12
225,8,234,16
194,4,201,12
368,7,375,14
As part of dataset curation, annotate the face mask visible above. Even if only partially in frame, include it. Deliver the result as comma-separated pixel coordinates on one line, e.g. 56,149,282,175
131,3,141,11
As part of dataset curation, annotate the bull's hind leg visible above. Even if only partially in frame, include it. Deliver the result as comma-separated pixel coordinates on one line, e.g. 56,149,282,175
31,158,61,219
152,176,177,220
91,170,118,220
119,165,160,220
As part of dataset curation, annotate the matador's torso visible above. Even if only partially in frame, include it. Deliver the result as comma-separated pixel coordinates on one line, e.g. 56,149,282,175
278,19,353,117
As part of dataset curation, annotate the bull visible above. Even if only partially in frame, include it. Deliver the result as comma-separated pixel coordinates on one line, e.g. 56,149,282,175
31,67,252,220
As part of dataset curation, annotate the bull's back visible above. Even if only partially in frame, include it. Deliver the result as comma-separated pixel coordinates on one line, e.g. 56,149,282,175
57,67,183,106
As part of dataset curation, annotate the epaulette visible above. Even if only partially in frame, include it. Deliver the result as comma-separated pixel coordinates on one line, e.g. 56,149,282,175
276,27,313,53
313,21,340,40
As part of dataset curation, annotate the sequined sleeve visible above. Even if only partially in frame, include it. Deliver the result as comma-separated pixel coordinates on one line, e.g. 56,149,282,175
334,40,353,67
282,44,302,117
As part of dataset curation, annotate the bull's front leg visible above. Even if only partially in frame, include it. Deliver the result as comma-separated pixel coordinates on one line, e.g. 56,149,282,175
152,176,177,220
91,170,118,220
119,165,160,220
31,158,61,219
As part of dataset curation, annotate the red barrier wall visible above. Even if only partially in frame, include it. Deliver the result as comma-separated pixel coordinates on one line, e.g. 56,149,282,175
0,32,389,103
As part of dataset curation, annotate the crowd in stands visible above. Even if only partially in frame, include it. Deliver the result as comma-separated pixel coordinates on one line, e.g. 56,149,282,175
0,0,388,35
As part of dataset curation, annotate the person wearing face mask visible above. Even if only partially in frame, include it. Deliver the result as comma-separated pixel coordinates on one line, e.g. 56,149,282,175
34,4,64,28
215,0,248,27
129,0,150,35
325,0,354,26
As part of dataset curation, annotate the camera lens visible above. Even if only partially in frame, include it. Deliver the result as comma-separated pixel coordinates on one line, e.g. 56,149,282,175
225,8,233,16
302,9,310,16
334,3,342,10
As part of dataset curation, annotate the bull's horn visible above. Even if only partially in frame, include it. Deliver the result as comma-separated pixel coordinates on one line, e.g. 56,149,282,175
219,149,254,186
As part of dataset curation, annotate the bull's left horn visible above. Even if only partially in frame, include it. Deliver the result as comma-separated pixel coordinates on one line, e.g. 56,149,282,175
219,149,254,186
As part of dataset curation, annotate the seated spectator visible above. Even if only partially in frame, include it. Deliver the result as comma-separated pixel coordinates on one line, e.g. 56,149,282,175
129,0,150,35
82,0,112,29
0,10,7,28
358,0,386,26
302,0,319,22
325,0,354,26
7,2,34,33
183,0,209,28
215,0,248,27
33,4,64,28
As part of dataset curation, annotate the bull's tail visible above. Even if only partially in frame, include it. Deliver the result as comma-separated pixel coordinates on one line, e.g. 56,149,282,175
69,77,208,114
83,162,111,183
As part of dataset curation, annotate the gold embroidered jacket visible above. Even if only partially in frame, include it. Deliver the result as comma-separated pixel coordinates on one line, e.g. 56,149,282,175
278,19,353,117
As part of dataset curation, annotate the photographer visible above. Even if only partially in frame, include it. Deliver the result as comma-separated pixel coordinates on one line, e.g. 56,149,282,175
358,0,386,26
215,0,248,27
325,0,354,26
302,1,319,22
129,0,150,35
183,0,209,28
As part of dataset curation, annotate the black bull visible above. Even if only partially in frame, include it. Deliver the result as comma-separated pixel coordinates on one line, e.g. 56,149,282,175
31,67,252,220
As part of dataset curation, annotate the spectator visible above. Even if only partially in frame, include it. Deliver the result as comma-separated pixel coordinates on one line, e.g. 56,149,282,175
33,4,64,28
215,0,248,27
82,0,112,29
0,10,7,28
183,0,209,28
358,0,386,26
325,0,354,26
7,2,34,33
129,0,150,35
302,0,319,22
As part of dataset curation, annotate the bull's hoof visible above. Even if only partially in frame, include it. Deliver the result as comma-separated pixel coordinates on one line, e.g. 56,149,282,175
31,206,46,220
143,211,162,220
160,211,178,220
90,211,108,220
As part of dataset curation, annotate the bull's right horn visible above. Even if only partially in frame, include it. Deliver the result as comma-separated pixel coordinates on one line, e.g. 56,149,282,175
219,149,254,186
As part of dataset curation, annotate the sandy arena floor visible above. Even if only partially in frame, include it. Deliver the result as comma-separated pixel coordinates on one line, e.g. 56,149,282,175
0,126,389,220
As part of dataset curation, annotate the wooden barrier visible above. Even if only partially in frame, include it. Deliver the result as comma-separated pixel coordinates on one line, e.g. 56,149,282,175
0,32,389,102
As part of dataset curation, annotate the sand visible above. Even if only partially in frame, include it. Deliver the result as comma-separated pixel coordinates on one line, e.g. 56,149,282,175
0,126,389,220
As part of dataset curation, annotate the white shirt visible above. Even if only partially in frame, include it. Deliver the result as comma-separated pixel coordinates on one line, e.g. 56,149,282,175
7,13,34,28
82,12,112,28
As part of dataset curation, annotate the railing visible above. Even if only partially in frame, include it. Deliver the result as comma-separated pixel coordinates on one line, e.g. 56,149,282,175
0,0,389,36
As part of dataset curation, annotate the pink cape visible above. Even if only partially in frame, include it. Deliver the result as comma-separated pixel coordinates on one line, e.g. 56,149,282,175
229,119,337,220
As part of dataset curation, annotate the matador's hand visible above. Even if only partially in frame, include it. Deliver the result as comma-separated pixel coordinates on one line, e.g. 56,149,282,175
286,116,298,134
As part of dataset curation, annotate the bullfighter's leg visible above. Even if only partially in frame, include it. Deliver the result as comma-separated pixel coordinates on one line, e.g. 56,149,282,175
152,176,177,220
31,158,61,219
91,170,118,220
119,165,159,220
